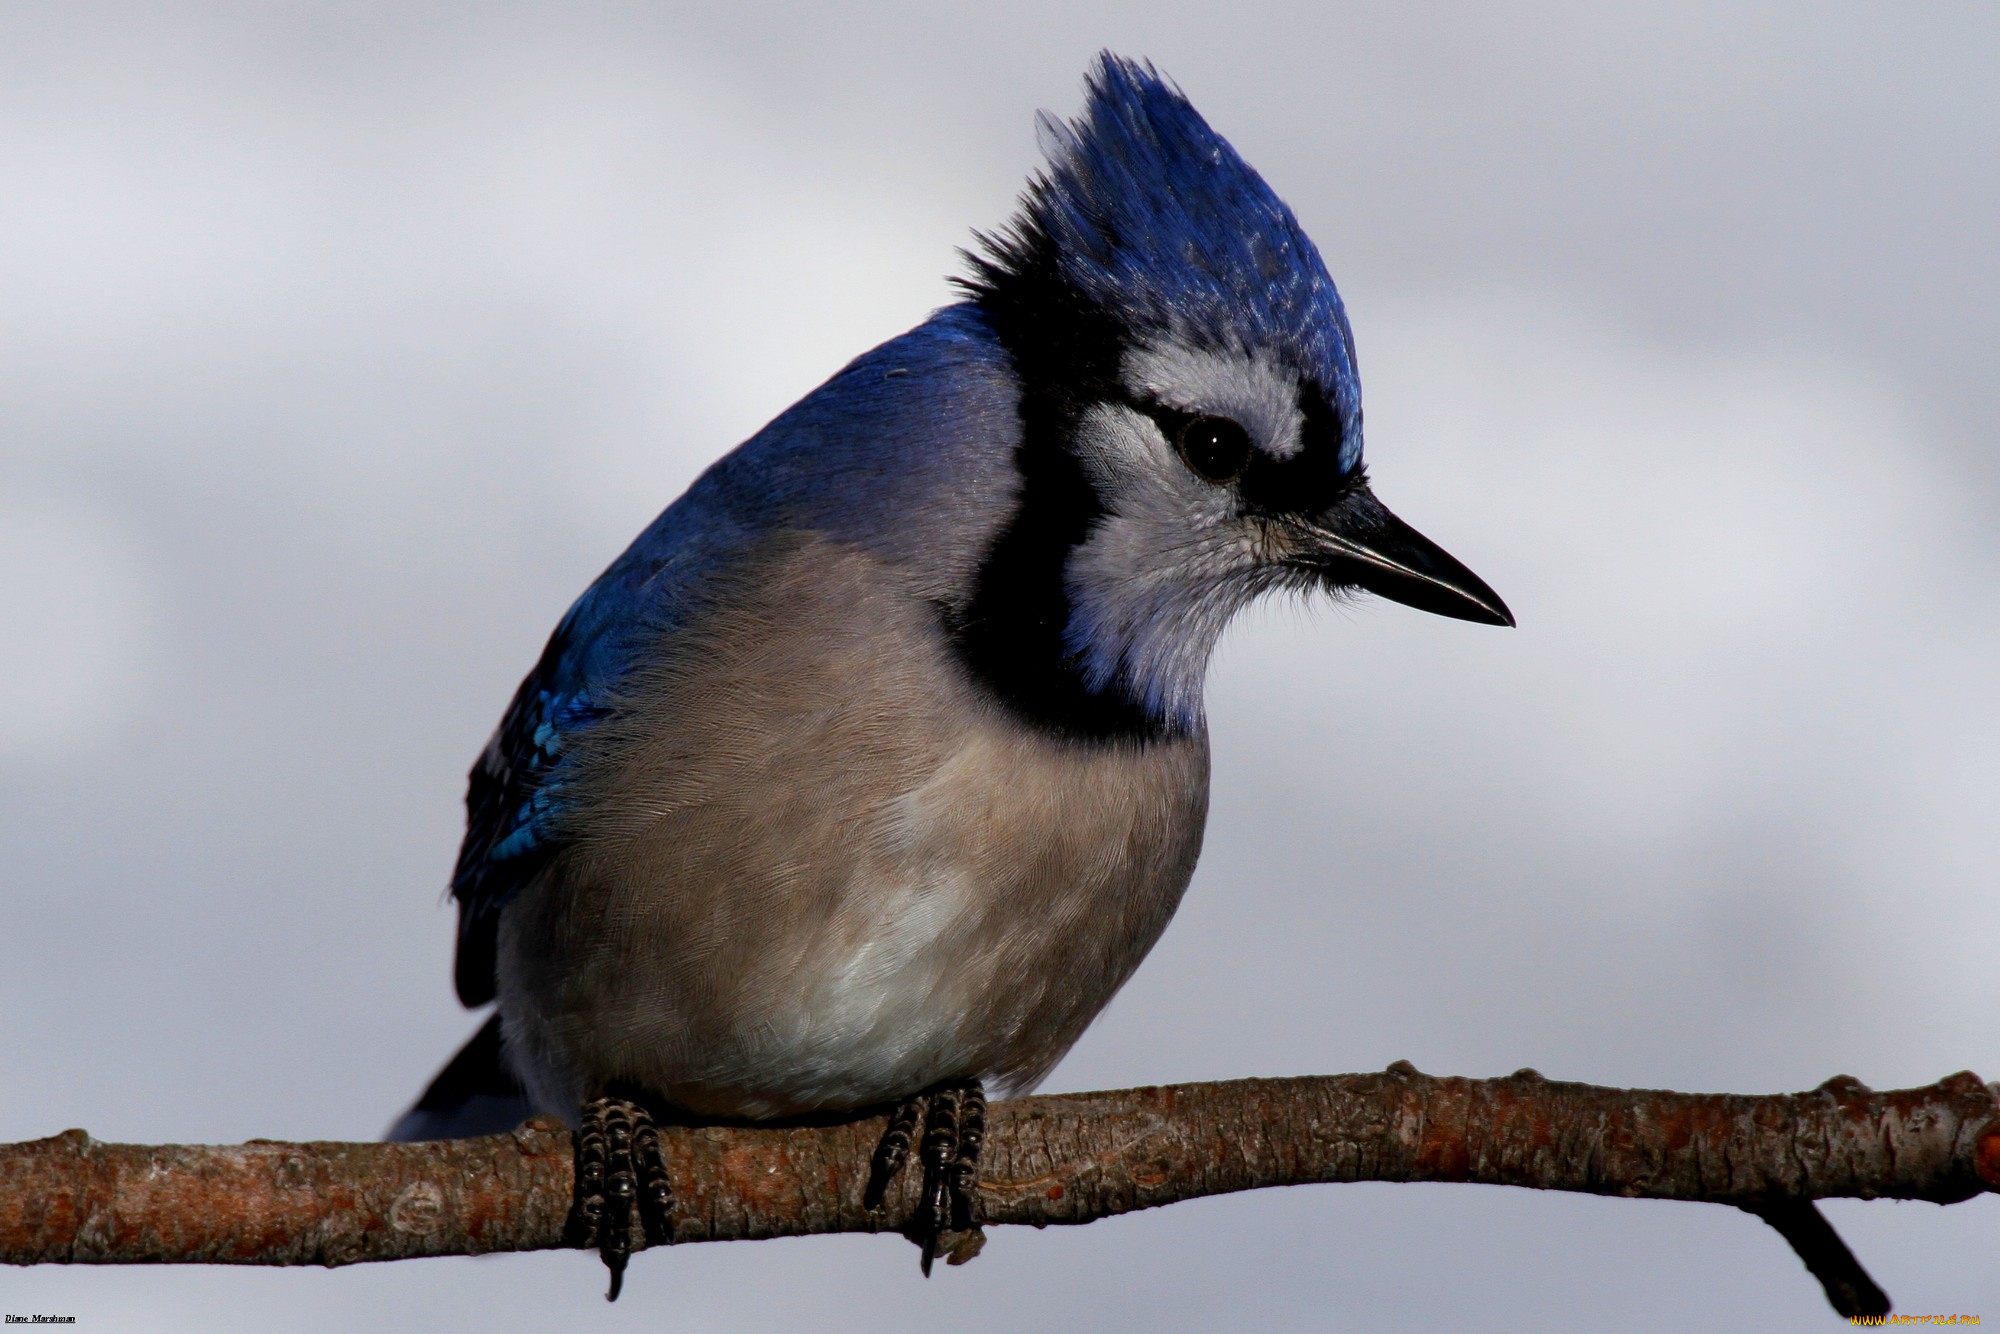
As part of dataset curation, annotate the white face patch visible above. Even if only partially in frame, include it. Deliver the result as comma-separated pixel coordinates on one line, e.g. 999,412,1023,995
1053,335,1326,728
1121,339,1306,459
1062,400,1290,728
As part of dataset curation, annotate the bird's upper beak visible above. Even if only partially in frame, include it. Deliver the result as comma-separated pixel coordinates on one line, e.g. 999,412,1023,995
1286,485,1514,627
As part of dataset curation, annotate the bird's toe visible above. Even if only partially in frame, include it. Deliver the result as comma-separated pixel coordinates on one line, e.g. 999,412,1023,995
567,1094,674,1300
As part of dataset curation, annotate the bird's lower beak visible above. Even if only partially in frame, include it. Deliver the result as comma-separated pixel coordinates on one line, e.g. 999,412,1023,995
1287,486,1514,627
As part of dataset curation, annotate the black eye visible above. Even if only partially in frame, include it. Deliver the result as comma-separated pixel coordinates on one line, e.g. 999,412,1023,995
1174,415,1253,484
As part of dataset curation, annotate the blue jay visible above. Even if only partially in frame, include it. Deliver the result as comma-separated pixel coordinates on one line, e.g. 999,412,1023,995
391,55,1510,1294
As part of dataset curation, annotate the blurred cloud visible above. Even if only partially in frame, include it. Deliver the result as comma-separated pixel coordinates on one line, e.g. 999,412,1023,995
1362,288,1970,853
0,492,160,758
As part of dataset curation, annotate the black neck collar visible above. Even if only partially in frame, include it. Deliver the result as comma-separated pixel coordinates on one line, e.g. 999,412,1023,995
944,223,1179,744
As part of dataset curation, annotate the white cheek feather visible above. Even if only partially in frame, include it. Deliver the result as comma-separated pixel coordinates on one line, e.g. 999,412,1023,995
1122,339,1306,457
1065,402,1281,726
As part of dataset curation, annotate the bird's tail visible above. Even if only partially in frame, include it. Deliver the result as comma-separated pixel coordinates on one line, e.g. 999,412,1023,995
385,1012,537,1141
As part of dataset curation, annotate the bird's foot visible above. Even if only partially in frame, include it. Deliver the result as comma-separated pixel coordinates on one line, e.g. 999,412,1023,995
565,1093,673,1301
864,1078,986,1274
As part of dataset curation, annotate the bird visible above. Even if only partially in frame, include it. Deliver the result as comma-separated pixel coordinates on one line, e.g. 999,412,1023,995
389,53,1512,1297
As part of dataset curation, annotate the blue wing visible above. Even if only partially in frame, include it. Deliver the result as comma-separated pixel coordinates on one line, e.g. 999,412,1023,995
449,605,608,1005
448,453,769,1004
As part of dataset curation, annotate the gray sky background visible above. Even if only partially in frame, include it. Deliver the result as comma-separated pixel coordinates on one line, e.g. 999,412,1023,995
3,4,1997,1330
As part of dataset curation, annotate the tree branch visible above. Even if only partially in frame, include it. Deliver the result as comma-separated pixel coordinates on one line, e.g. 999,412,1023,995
6,1064,1996,1316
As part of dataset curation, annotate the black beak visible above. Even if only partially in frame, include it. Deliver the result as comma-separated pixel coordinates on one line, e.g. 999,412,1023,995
1290,486,1514,627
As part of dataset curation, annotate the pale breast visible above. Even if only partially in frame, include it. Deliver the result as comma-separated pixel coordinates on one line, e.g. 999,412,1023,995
494,534,1209,1119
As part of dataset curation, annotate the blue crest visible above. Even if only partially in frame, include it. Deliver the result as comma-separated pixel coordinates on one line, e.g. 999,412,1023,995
1013,54,1362,470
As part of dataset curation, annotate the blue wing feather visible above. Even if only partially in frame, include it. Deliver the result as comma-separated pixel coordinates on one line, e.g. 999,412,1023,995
449,488,739,1004
450,613,609,1004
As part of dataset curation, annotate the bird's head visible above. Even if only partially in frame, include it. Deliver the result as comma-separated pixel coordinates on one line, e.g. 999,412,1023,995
951,55,1510,742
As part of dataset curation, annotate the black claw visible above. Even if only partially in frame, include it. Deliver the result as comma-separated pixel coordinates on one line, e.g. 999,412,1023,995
567,1093,674,1300
949,1084,986,1232
565,1106,610,1248
866,1095,925,1211
919,1084,964,1273
866,1078,988,1274
635,1120,675,1246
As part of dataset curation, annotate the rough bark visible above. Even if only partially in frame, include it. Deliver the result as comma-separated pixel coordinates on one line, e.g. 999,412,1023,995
5,1065,1996,1315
